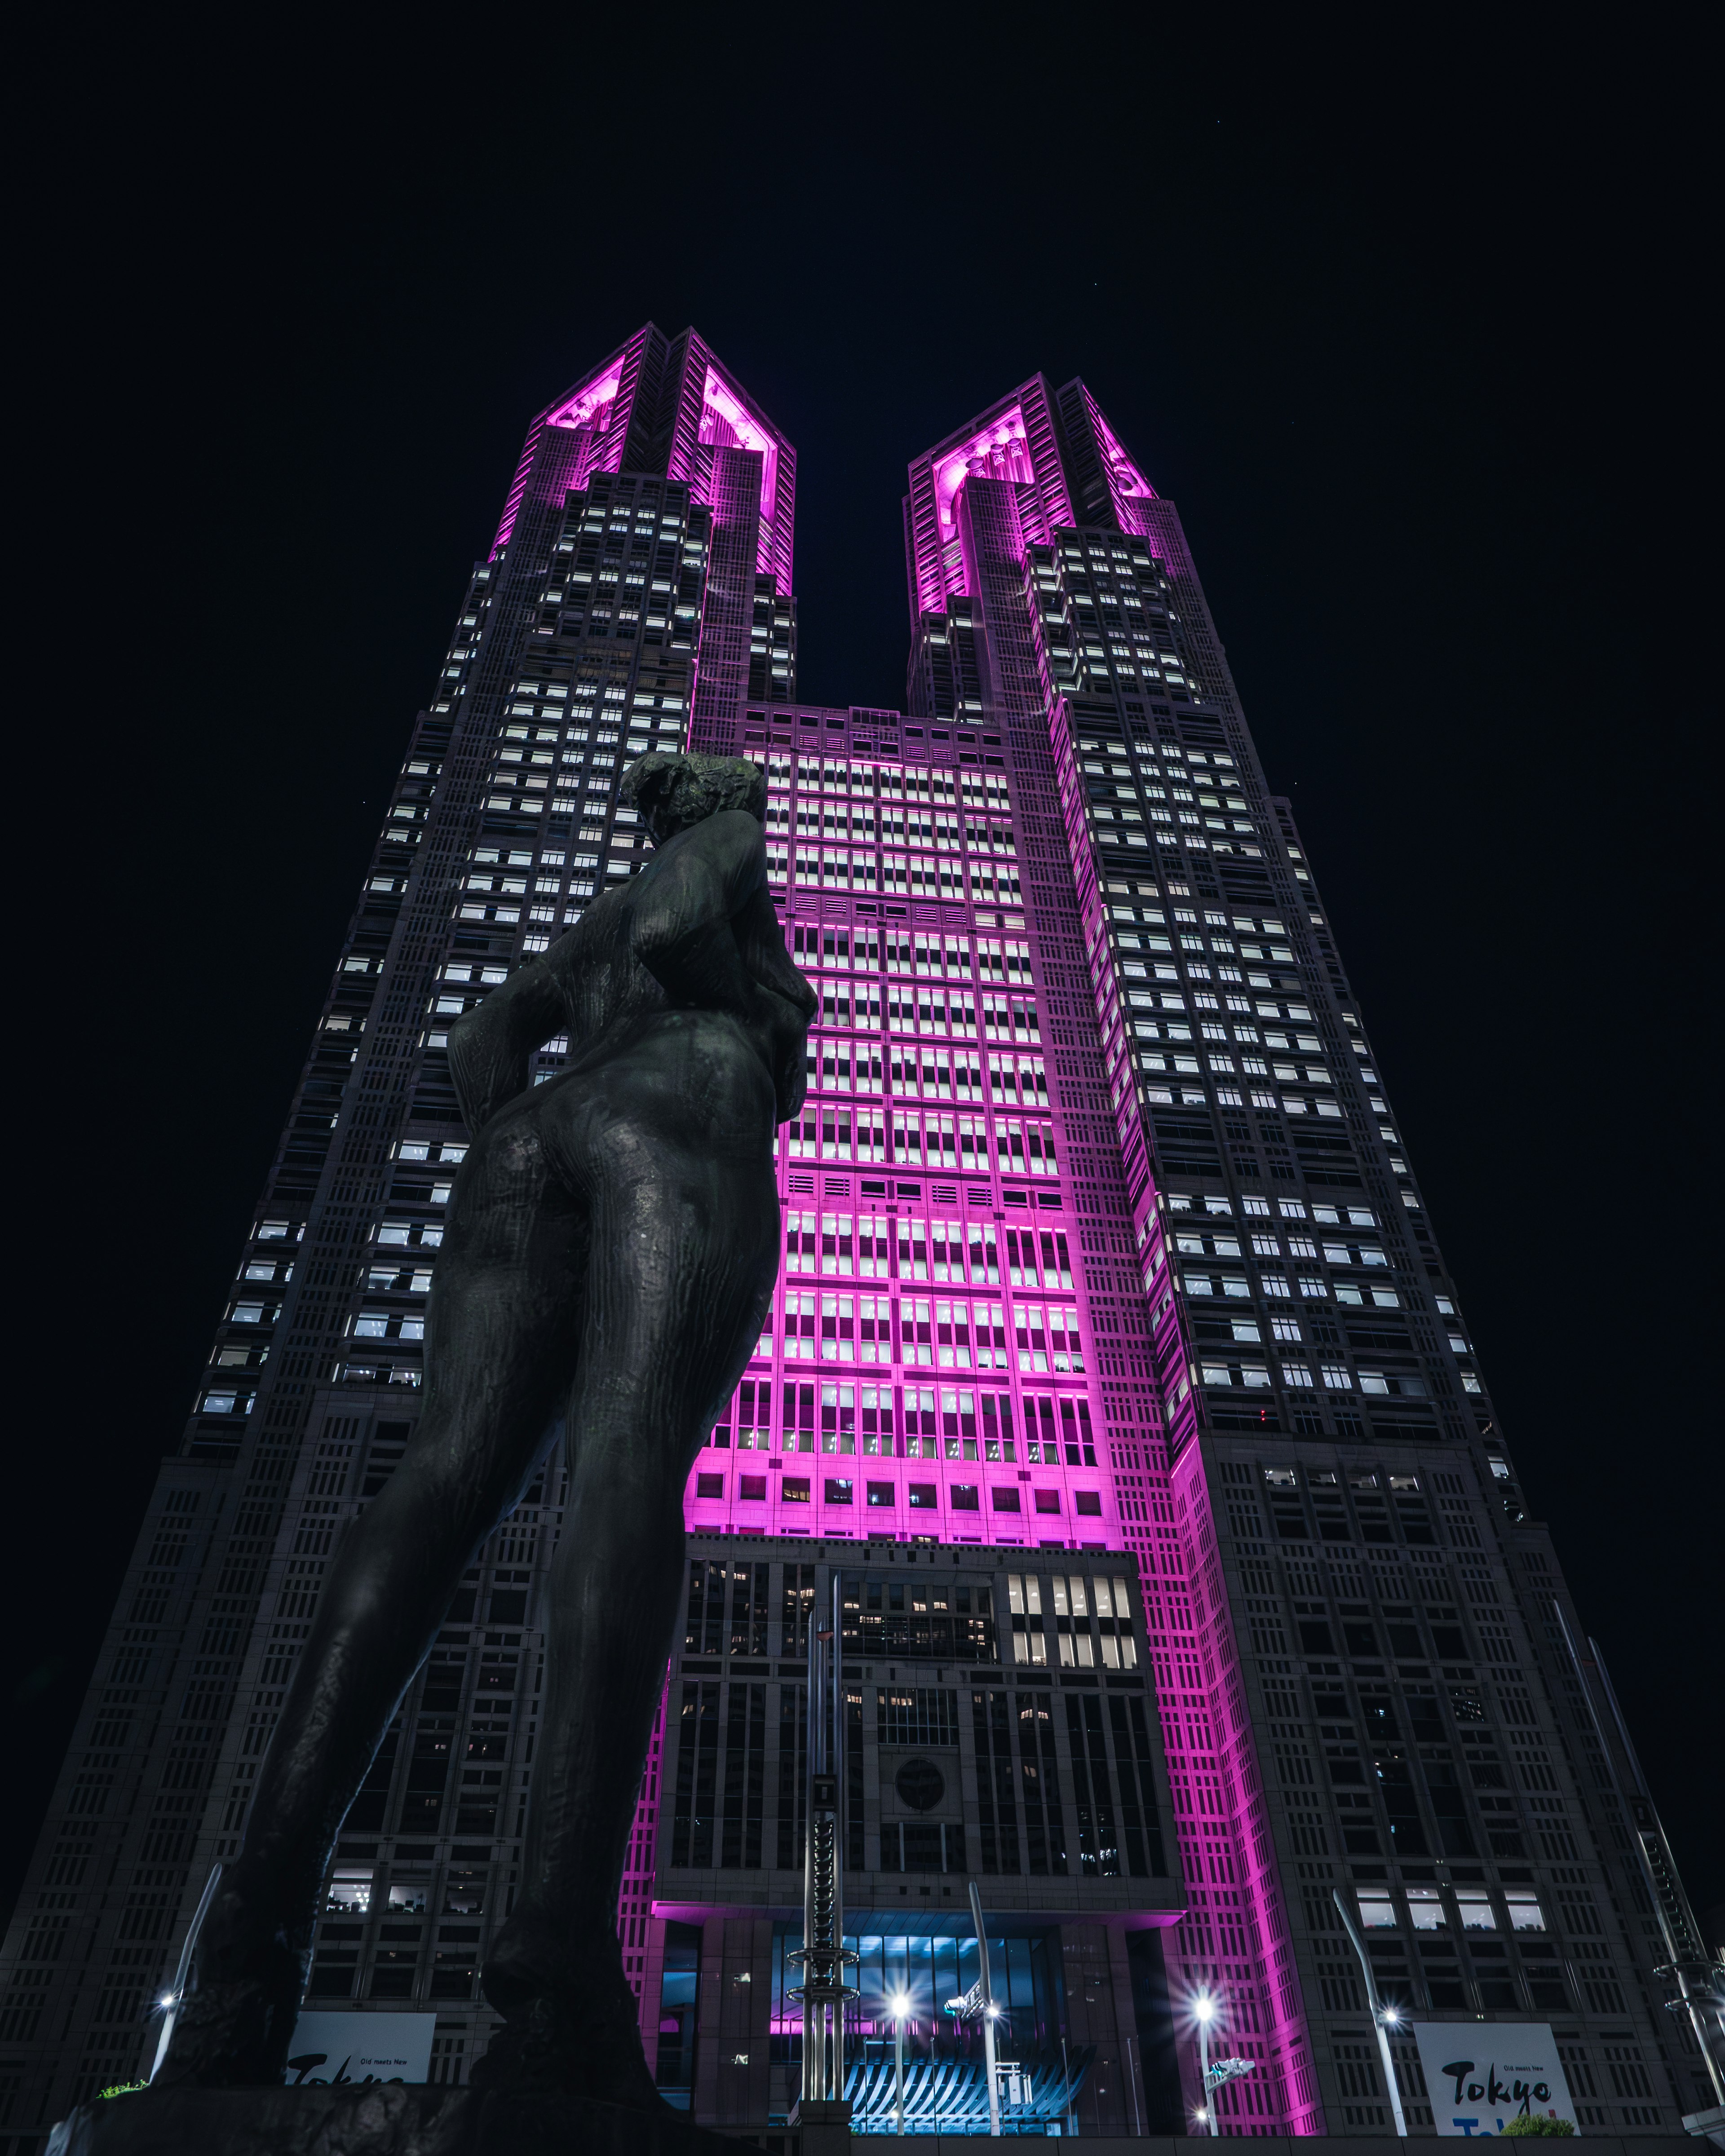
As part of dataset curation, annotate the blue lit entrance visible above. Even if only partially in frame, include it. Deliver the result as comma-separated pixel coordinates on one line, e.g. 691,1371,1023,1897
769,1924,1092,2135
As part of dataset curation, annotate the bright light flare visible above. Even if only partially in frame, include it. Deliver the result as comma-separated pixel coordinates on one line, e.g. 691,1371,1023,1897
1192,1993,1216,2023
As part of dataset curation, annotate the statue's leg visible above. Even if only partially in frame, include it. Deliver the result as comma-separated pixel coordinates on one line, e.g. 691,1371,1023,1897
472,1092,778,2106
160,1118,588,2087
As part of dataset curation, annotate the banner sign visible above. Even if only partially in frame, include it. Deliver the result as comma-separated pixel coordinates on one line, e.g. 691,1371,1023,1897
281,2011,436,2086
1411,2022,1579,2137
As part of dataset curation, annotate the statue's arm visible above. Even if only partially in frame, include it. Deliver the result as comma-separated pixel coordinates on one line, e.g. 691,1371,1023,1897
735,882,818,1014
632,813,815,1122
445,955,567,1134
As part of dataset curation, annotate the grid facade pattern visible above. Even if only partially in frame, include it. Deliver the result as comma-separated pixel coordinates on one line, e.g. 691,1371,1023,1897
0,335,1704,2145
901,390,1708,2134
675,706,1154,1559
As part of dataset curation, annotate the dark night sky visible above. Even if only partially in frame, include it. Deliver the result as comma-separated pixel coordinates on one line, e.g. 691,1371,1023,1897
10,18,1716,1932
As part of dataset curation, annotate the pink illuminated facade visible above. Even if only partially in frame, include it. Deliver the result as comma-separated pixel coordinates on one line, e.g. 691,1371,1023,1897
672,723,1137,1559
3,330,1705,2140
904,380,1076,621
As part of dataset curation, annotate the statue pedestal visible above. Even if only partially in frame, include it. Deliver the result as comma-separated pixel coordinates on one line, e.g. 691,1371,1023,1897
787,2097,852,2154
47,2083,739,2156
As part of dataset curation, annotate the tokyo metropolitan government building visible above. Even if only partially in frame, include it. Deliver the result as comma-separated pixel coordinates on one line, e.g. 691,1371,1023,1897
0,326,1712,2143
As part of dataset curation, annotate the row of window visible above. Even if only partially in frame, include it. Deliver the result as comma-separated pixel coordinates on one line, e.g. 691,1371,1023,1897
771,1290,1084,1374
762,846,1019,901
790,927,1028,977
715,1380,1099,1468
755,755,1011,804
783,1218,1069,1280
767,808,1014,846
1201,1360,1433,1397
689,1470,1105,1522
1356,1884,1547,1932
783,1107,1057,1170
801,998,1044,1038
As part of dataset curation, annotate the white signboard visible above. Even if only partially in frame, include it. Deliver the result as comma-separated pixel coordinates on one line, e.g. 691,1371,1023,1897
282,2011,436,2086
1411,2022,1579,2137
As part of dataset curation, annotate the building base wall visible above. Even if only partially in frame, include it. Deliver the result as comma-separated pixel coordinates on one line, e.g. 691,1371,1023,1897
45,2082,738,2156
44,2103,1698,2156
763,2144,1688,2154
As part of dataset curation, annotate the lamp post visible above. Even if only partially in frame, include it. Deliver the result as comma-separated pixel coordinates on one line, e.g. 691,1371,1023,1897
1125,2031,1144,2137
790,1576,857,2143
969,1879,1002,2138
889,1989,909,2136
1554,1606,1725,2107
149,1863,224,2083
1332,1888,1409,2137
945,1885,1005,2137
1194,1992,1218,2137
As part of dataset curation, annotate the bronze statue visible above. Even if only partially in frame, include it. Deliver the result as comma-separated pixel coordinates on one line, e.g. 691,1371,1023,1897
161,753,814,2116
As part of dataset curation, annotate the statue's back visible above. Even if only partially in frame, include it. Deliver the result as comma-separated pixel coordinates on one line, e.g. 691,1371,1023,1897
547,876,670,1051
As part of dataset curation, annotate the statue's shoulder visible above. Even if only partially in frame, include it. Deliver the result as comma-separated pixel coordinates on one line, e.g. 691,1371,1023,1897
642,810,766,884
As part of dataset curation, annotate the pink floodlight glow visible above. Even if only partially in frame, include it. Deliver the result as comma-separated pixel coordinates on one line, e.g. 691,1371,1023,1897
547,362,624,434
1091,403,1156,504
933,407,1035,534
699,365,778,516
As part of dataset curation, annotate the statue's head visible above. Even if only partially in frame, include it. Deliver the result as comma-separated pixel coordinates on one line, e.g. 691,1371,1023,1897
621,751,767,843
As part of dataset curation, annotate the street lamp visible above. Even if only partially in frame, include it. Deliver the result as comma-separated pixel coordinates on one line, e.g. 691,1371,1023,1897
946,1892,1008,2136
1332,1888,1410,2137
149,1863,224,2083
1193,1993,1218,2138
1206,2055,1259,2123
971,1881,1001,2138
888,1990,909,2137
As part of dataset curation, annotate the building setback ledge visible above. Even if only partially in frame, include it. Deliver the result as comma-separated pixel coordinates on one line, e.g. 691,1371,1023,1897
652,1888,1185,1928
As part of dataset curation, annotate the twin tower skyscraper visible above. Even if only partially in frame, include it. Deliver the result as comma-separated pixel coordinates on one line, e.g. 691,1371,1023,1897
1,325,1707,2141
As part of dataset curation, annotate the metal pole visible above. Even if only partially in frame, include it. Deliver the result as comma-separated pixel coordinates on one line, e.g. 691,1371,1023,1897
1126,2030,1143,2137
1199,2007,1215,2136
149,1862,223,2082
801,1600,819,2105
969,1878,1001,2137
795,1577,854,2118
895,1997,905,2136
830,1572,846,2106
1556,1606,1725,2107
1332,1887,1409,2136
1062,2033,1076,2137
